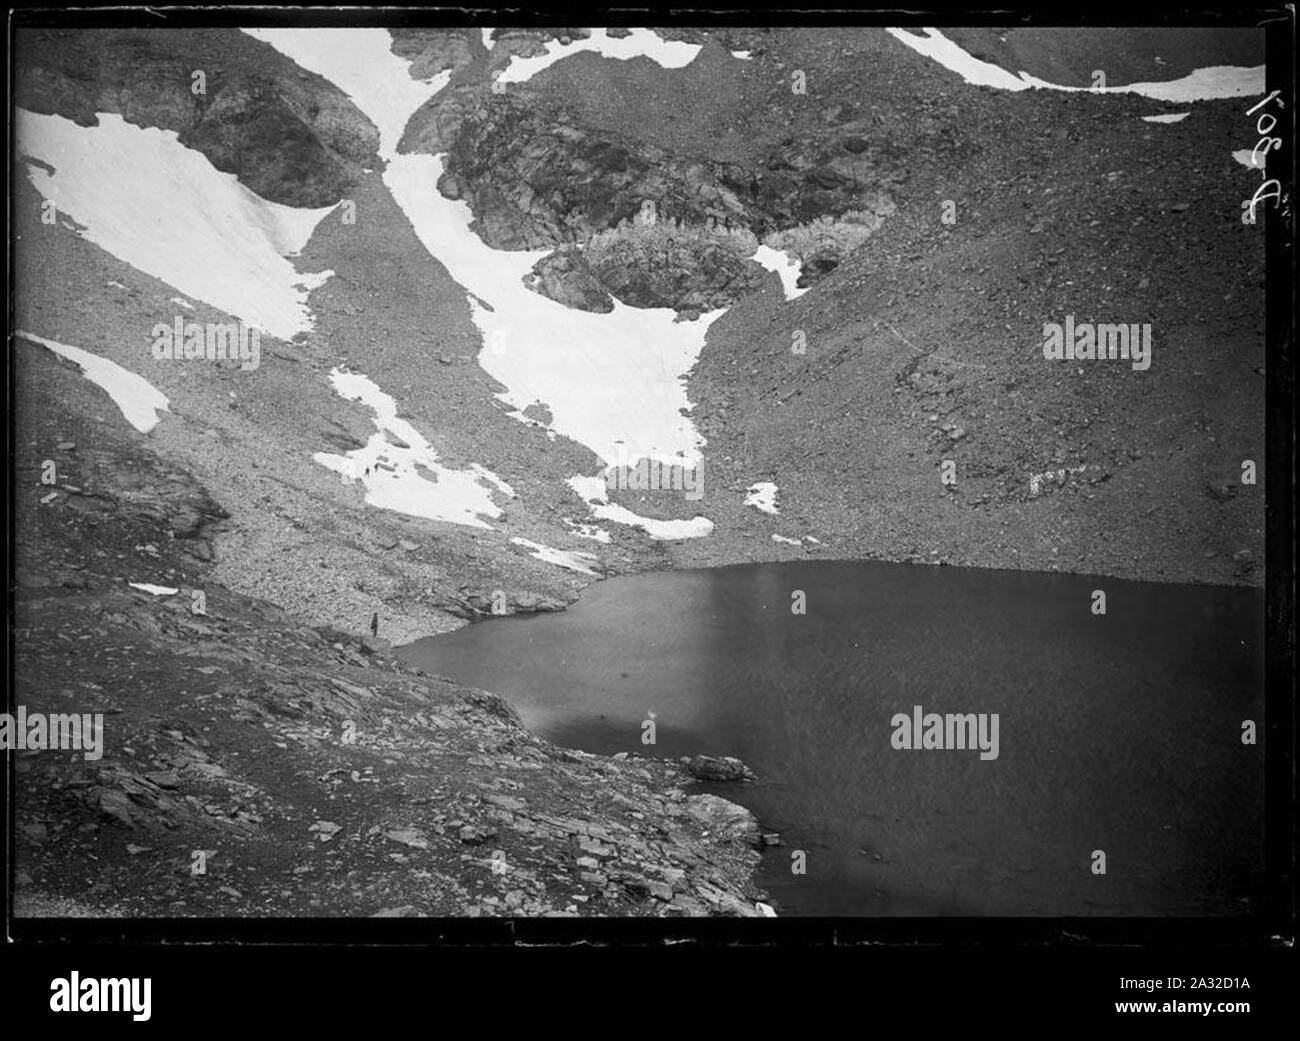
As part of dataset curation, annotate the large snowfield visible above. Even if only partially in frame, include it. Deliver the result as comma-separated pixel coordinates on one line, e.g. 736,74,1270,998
247,26,723,540
17,109,334,341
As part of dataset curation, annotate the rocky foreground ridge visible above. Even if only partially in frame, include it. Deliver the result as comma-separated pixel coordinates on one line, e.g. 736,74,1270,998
12,346,767,918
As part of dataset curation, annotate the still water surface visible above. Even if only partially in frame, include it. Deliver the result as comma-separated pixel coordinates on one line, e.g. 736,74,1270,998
400,561,1264,916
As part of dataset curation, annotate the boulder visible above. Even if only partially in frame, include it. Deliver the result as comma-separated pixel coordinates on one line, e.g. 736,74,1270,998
681,754,756,782
524,246,613,312
681,793,762,848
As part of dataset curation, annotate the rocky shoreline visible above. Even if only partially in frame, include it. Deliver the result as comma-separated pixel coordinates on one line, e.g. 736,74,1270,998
12,345,771,918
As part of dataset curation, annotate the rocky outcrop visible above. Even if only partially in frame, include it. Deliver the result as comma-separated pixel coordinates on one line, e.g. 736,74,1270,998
388,28,477,79
524,225,770,315
584,222,769,315
523,245,614,312
14,27,380,207
490,27,592,57
15,568,768,915
420,90,922,310
764,202,897,285
681,794,762,848
422,86,906,312
436,96,906,250
25,437,230,567
402,82,486,154
428,589,570,620
681,755,757,782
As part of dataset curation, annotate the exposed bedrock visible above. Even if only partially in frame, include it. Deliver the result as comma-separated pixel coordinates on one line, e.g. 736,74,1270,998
14,28,381,207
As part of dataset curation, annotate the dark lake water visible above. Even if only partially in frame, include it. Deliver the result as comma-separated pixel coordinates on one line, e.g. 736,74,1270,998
399,560,1265,917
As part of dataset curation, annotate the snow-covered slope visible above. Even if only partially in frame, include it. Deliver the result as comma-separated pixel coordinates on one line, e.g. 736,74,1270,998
312,368,513,527
17,330,170,433
887,28,1264,101
388,154,721,470
16,109,335,341
247,27,721,540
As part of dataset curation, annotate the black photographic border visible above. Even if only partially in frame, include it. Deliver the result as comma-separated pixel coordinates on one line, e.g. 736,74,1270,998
4,2,1294,973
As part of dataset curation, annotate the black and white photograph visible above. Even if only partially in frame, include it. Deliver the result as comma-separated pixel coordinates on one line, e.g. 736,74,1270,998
5,5,1294,1022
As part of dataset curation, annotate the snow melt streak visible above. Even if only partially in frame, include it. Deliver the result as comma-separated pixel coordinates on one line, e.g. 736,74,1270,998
567,476,713,540
18,330,170,433
511,537,600,575
886,29,1264,102
130,583,179,595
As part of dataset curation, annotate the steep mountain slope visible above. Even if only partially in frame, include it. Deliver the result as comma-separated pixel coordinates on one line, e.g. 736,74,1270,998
943,26,1264,87
10,23,1269,918
407,25,1266,584
685,71,1266,584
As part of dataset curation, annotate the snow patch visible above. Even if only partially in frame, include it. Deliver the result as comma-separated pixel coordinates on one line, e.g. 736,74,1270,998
731,49,753,61
568,475,713,540
1233,148,1265,169
129,583,179,596
510,537,600,575
1141,112,1190,123
312,368,512,528
388,153,721,472
170,296,195,309
744,481,780,515
18,329,170,433
886,28,1265,102
16,109,334,341
497,28,703,84
771,534,801,546
751,245,808,300
481,28,495,51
